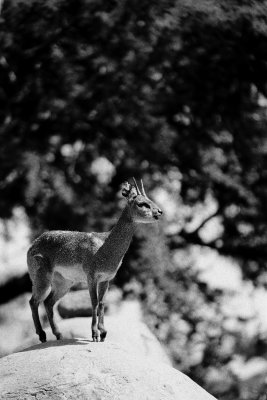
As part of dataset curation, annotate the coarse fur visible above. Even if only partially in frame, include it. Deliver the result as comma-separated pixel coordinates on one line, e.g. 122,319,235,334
27,179,163,342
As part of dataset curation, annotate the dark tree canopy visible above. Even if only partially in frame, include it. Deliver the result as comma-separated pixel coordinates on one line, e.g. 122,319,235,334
2,1,267,398
1,0,267,277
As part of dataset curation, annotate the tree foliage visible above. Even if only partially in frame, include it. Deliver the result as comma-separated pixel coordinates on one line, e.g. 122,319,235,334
2,1,267,398
1,0,267,268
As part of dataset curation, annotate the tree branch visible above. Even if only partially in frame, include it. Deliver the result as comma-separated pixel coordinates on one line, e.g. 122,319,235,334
186,210,220,236
168,229,267,261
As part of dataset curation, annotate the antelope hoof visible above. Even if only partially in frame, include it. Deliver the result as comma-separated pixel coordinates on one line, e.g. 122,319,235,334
92,331,99,342
100,331,107,342
39,331,47,343
56,333,63,340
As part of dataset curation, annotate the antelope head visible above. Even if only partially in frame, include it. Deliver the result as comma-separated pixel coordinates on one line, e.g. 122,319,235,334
121,178,163,223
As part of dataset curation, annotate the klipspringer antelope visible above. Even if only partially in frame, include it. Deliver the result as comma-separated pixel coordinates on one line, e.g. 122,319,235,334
27,179,163,342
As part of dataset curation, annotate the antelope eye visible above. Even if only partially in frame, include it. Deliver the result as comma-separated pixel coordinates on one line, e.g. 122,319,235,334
137,203,150,209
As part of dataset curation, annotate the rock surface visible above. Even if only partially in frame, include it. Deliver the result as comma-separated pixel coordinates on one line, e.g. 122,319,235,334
57,287,122,318
1,340,217,400
57,289,92,317
0,293,37,357
17,300,171,366
0,207,30,285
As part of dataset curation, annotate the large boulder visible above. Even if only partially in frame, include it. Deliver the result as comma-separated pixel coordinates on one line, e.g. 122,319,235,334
57,289,93,318
1,340,217,400
0,208,30,285
57,287,122,318
17,300,171,366
0,293,43,357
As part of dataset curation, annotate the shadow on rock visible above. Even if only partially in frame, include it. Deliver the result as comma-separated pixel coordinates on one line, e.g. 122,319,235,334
19,338,92,352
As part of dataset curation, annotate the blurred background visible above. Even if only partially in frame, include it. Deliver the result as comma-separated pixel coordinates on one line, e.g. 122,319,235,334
1,0,267,398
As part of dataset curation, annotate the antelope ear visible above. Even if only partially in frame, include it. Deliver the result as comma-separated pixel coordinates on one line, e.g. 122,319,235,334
121,181,138,202
121,181,132,198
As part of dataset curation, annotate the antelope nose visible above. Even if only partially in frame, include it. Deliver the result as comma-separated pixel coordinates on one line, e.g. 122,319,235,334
153,208,163,218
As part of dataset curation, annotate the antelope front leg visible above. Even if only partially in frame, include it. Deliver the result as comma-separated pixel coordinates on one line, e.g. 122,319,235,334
88,279,99,342
98,281,109,342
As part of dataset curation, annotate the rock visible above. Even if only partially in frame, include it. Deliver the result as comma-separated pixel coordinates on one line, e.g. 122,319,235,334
0,293,46,357
1,340,217,400
57,289,93,318
0,208,30,285
58,317,170,365
17,300,171,366
57,287,122,318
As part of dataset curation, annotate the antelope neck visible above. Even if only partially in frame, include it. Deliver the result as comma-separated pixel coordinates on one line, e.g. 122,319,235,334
93,205,136,272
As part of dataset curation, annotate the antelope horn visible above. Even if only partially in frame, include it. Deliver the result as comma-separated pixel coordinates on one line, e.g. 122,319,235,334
132,177,141,195
140,179,148,198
